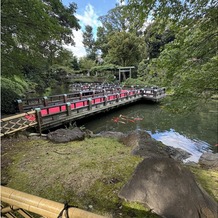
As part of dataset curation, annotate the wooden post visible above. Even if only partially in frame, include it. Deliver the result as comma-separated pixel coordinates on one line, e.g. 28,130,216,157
116,93,120,102
88,98,92,110
35,108,42,135
79,92,83,100
103,89,106,96
153,90,157,97
127,91,129,99
17,99,24,113
92,90,95,98
66,102,71,116
43,97,48,107
63,94,67,103
104,95,108,106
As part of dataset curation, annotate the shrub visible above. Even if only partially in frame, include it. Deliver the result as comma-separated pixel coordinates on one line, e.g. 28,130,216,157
1,86,21,114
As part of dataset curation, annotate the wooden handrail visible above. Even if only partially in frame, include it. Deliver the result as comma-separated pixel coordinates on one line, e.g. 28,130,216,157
1,186,106,218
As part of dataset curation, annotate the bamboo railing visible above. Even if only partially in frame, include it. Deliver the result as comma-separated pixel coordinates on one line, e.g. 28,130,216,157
1,186,106,218
0,111,37,137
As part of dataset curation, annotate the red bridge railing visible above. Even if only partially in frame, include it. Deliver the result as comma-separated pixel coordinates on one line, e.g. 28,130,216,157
1,88,165,136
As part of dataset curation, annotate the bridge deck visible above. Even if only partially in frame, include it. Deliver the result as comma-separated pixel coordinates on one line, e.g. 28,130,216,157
1,88,166,136
41,95,142,130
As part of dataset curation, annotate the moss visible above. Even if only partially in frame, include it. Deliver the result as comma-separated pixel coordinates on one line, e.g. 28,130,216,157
188,165,218,202
4,136,217,217
3,137,162,217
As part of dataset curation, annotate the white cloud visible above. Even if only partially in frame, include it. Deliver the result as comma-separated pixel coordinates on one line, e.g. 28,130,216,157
76,4,101,29
63,4,102,58
63,30,86,58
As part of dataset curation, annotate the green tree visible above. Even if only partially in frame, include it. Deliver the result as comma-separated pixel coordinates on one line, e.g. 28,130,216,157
95,26,109,58
96,5,132,58
98,5,128,33
1,0,80,76
124,0,218,110
82,25,96,60
106,32,146,67
79,57,96,73
144,22,175,59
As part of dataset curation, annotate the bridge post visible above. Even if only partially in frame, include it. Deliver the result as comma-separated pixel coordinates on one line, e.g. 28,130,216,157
92,90,95,98
35,108,42,135
43,97,48,107
104,95,108,106
63,94,68,103
153,90,157,98
103,89,106,96
79,92,83,100
116,93,120,102
126,91,129,100
88,98,92,110
17,99,24,113
66,102,71,116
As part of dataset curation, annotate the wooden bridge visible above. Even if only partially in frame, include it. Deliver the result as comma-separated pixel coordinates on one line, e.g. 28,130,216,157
1,87,165,217
1,87,166,136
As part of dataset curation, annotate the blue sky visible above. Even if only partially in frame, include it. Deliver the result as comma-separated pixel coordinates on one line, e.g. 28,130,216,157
62,0,126,57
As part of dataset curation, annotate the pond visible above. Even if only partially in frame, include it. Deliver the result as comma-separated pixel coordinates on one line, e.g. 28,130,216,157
81,100,218,163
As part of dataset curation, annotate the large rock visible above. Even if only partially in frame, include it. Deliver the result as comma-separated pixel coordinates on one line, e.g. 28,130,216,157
98,131,125,139
121,130,191,162
199,152,218,170
119,157,218,218
47,128,85,143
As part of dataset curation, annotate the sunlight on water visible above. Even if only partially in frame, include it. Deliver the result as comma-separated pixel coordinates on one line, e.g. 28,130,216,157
82,102,217,163
149,129,211,163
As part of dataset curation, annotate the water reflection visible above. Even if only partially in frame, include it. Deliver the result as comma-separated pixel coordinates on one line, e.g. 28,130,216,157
149,129,211,162
82,101,217,163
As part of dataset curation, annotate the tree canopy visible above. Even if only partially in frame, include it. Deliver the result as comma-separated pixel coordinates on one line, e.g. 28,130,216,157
82,25,96,60
1,0,80,76
122,0,218,110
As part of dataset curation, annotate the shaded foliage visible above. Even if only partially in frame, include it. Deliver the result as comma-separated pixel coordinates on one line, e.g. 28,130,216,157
106,32,145,66
82,25,96,60
1,86,20,114
123,0,218,110
1,0,80,76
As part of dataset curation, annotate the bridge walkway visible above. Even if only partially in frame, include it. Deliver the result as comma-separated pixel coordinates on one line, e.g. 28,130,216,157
1,88,166,136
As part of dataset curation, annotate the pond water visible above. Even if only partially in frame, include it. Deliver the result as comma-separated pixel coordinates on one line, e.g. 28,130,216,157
81,100,218,163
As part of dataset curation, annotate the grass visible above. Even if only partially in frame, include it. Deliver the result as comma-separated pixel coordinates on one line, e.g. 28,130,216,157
2,136,160,217
2,136,217,217
188,165,218,202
